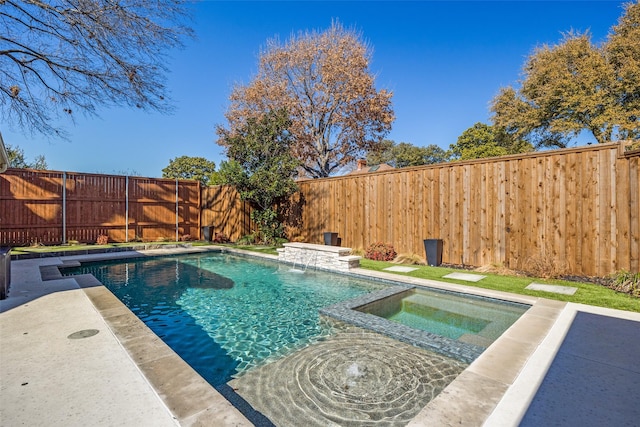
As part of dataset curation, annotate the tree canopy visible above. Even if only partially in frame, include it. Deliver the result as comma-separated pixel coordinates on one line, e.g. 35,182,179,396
607,1,640,139
0,0,193,138
162,156,217,186
217,21,394,178
367,140,449,167
5,144,47,169
450,123,532,160
217,108,300,243
491,2,640,147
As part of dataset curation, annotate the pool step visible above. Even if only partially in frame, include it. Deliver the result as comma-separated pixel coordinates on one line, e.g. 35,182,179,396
402,299,488,333
403,292,494,321
402,292,525,341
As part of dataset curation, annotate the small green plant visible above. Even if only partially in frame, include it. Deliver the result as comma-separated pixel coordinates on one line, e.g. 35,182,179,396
350,247,365,257
96,234,109,245
236,233,259,245
365,242,397,261
609,271,640,297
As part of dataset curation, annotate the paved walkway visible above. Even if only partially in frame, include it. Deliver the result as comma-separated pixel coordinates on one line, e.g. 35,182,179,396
485,303,640,426
520,310,640,426
1,249,639,426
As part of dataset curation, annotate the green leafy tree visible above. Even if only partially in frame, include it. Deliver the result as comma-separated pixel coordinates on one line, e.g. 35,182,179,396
217,21,394,178
450,123,532,160
5,144,48,169
606,1,640,140
367,140,449,167
162,156,217,186
491,3,640,147
217,109,300,244
1,0,193,138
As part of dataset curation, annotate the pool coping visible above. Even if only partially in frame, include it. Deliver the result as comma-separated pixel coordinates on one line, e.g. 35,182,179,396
3,246,637,426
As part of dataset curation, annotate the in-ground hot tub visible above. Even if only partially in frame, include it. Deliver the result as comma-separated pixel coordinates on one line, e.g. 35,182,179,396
356,287,529,348
321,285,530,363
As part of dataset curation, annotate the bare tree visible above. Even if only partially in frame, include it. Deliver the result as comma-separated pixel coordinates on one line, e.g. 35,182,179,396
217,21,394,178
0,0,193,138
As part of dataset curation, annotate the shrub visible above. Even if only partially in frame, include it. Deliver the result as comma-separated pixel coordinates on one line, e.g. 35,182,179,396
392,253,425,265
350,247,365,257
522,252,567,279
236,233,258,245
96,234,109,245
365,242,397,261
180,234,192,242
609,271,640,297
274,237,289,247
213,232,230,244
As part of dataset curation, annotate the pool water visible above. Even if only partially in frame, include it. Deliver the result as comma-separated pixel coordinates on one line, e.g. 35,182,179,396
66,253,387,386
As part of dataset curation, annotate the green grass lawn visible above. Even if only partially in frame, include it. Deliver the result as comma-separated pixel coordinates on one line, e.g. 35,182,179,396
359,259,640,313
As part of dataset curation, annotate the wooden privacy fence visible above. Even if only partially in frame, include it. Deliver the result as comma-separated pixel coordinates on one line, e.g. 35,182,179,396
291,142,639,277
203,142,639,277
2,142,638,277
0,170,200,245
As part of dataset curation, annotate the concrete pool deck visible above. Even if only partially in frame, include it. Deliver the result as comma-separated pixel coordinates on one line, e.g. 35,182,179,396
1,247,639,426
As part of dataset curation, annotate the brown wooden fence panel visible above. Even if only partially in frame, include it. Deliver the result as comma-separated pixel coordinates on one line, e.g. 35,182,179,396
200,185,252,242
0,170,64,245
0,170,200,245
262,142,637,277
65,172,127,243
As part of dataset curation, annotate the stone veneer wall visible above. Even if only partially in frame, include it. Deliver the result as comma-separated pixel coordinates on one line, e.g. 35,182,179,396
277,242,361,272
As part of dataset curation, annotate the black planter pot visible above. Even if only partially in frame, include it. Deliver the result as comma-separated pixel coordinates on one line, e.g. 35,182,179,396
202,226,213,242
424,239,443,266
323,232,338,246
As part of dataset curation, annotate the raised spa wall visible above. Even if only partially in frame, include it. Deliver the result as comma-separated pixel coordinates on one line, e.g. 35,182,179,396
277,242,362,272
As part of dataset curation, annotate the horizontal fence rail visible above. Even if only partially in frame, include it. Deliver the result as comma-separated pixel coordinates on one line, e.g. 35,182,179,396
0,170,200,245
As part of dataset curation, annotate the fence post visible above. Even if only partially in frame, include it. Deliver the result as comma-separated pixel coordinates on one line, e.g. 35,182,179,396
175,178,179,242
125,175,129,243
62,171,66,244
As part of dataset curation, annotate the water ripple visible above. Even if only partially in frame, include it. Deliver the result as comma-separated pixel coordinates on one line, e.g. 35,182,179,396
230,326,467,426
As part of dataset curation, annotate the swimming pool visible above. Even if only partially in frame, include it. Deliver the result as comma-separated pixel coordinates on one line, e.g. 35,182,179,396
65,252,388,386
62,250,537,425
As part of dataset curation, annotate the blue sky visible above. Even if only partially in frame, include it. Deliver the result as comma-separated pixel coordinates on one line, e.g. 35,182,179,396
2,1,628,177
